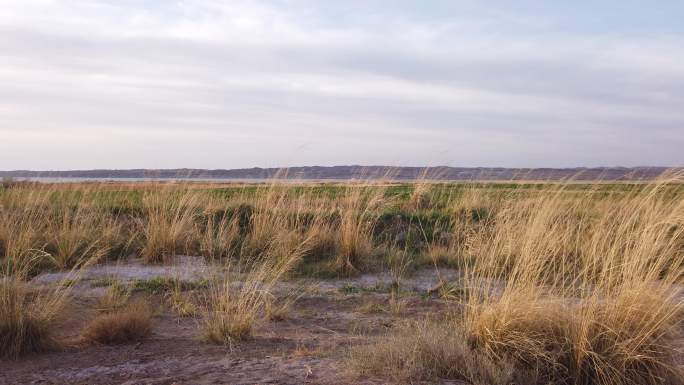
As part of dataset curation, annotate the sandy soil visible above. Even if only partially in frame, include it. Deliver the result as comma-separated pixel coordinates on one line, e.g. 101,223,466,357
2,261,460,385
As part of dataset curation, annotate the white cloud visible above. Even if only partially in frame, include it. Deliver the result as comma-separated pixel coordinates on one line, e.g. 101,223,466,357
0,0,682,169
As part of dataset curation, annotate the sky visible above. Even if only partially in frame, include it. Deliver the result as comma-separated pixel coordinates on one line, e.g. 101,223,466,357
1,0,683,170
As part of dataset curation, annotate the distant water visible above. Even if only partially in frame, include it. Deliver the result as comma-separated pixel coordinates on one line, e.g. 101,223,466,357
11,177,368,183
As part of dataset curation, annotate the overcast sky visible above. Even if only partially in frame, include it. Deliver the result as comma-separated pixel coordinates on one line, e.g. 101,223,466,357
1,0,683,170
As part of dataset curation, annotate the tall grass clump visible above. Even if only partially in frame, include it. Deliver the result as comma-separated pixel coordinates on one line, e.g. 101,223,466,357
139,187,201,263
46,203,114,269
0,256,76,359
0,183,132,271
202,226,316,344
236,182,346,276
241,184,286,256
334,184,387,276
198,207,240,260
351,175,684,385
459,176,684,385
0,186,53,270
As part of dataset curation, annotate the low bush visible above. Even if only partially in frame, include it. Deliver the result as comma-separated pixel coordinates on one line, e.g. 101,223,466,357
82,301,152,344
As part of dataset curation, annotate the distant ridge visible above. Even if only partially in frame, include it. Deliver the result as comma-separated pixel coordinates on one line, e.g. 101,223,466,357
0,166,677,181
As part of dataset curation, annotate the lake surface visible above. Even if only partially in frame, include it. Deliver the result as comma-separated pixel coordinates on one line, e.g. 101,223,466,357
10,177,372,183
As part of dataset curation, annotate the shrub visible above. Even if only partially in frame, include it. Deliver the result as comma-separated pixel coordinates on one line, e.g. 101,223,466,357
82,301,152,344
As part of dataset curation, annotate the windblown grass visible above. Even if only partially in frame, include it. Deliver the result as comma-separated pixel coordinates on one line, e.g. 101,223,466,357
202,215,317,344
202,258,301,344
334,184,387,275
0,184,131,271
352,174,684,385
2,173,684,384
139,189,200,263
458,176,684,385
0,256,79,359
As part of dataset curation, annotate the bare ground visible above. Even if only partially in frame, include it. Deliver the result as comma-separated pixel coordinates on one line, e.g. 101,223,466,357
1,259,459,385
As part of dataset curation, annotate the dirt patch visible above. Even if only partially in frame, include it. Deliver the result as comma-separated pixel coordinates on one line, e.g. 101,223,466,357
314,267,460,293
4,263,459,385
32,256,216,286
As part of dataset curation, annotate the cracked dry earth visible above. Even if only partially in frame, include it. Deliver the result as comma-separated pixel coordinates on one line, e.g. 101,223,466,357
1,260,459,385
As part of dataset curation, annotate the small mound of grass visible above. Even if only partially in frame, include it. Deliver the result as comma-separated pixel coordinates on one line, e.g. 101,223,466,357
202,309,254,344
82,301,152,344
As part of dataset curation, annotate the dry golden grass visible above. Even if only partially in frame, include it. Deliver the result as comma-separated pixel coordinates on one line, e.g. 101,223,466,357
202,243,313,344
464,290,684,385
372,175,684,385
166,282,199,317
0,184,131,271
201,274,261,343
348,320,519,384
0,278,57,358
198,208,240,260
0,257,77,359
96,279,131,312
139,190,199,263
348,175,684,385
449,177,683,384
201,186,323,344
2,174,683,385
82,301,152,344
334,184,387,275
0,178,391,276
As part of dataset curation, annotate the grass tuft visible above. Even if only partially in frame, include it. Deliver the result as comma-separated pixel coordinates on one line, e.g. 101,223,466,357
0,257,76,359
82,301,152,344
348,320,519,384
0,278,58,358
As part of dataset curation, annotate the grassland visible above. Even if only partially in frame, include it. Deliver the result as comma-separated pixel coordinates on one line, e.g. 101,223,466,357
1,176,683,384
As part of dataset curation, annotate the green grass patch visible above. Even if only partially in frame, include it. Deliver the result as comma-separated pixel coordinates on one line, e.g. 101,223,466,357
132,277,212,294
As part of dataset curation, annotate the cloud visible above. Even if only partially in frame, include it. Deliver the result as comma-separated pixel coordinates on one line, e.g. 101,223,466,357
0,0,682,169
